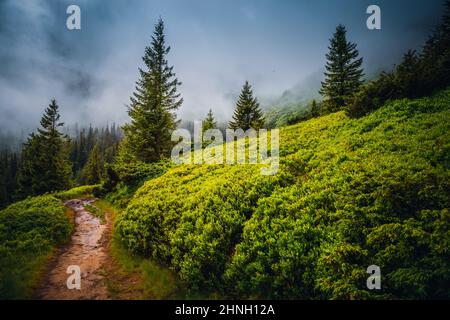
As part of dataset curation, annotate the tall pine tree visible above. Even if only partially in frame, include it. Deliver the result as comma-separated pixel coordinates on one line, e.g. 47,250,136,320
17,99,72,197
121,18,182,163
229,81,264,131
320,24,364,113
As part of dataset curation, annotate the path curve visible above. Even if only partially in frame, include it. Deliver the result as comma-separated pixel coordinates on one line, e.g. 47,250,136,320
34,199,110,300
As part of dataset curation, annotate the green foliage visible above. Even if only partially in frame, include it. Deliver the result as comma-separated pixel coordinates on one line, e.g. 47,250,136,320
80,144,105,185
55,184,101,201
116,88,450,299
420,0,450,94
229,81,265,130
84,203,106,224
0,150,18,209
121,18,182,163
347,51,421,118
104,160,172,208
346,72,397,118
0,195,72,299
320,24,364,113
310,99,320,118
116,164,291,291
202,109,217,132
16,100,72,198
69,124,121,183
264,100,323,128
348,3,450,117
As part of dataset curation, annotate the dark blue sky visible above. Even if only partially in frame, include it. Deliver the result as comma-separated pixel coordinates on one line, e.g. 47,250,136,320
0,0,444,131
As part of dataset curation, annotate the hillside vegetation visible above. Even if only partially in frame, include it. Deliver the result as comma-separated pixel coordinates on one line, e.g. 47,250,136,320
0,195,73,298
116,88,450,299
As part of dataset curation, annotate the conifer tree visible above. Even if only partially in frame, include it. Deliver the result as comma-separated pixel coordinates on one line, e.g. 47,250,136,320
81,144,104,185
121,18,182,163
17,99,72,197
310,99,320,117
395,50,420,98
229,81,264,130
420,1,450,93
320,24,364,112
202,109,217,132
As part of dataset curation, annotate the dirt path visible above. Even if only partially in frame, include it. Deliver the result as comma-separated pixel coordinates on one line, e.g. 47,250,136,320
34,199,111,300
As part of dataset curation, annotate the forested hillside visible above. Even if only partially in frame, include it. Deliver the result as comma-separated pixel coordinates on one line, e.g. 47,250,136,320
1,1,449,301
116,89,450,299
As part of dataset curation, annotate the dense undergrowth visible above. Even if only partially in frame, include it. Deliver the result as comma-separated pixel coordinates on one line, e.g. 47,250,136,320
105,161,172,209
115,88,450,299
0,195,73,298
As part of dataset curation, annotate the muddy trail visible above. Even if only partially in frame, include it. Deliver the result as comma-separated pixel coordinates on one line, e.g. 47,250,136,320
34,199,111,300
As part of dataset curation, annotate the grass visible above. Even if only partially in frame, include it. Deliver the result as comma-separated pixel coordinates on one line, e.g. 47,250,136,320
55,185,101,201
0,195,74,299
84,203,106,224
94,199,207,299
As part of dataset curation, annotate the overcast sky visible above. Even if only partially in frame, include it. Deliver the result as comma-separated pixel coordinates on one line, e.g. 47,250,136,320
0,0,444,133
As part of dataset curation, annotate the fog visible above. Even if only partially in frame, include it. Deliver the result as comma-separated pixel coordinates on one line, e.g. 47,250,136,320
0,0,442,135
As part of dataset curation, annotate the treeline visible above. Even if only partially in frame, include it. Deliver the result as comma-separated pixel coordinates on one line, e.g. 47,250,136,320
301,1,450,120
69,124,122,184
0,150,19,208
3,2,450,207
0,104,121,209
104,2,450,203
270,1,450,126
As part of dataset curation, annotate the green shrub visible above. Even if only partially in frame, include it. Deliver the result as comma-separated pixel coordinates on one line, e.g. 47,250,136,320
0,195,73,299
116,88,450,299
105,160,171,208
55,184,101,200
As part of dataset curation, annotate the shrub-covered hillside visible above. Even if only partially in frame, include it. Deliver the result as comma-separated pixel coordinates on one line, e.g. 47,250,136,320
116,88,450,299
0,195,72,299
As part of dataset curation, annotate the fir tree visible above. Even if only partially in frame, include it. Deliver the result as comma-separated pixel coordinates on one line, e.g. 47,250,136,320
17,99,72,197
395,50,420,98
202,109,217,132
229,81,264,130
121,18,182,163
310,99,320,118
320,24,364,112
81,144,104,185
420,1,450,94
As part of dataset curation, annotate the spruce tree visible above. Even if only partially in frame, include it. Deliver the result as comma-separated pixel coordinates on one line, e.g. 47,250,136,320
17,99,72,197
229,81,264,130
81,144,104,185
310,99,320,117
320,24,364,112
395,50,420,98
0,151,8,208
121,18,182,163
202,109,217,132
420,1,450,94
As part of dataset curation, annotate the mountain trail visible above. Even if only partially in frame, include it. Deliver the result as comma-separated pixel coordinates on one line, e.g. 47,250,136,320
34,199,110,300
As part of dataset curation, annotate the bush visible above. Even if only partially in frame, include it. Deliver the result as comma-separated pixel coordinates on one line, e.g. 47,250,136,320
0,195,72,298
55,184,101,200
116,88,450,298
104,160,171,208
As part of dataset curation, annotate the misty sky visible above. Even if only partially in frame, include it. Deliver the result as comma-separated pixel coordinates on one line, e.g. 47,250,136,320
0,0,444,132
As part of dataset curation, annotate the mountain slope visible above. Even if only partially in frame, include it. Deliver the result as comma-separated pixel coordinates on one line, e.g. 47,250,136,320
116,88,450,299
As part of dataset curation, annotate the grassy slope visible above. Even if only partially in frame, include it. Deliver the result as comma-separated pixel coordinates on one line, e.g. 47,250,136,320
0,195,73,299
118,89,450,299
